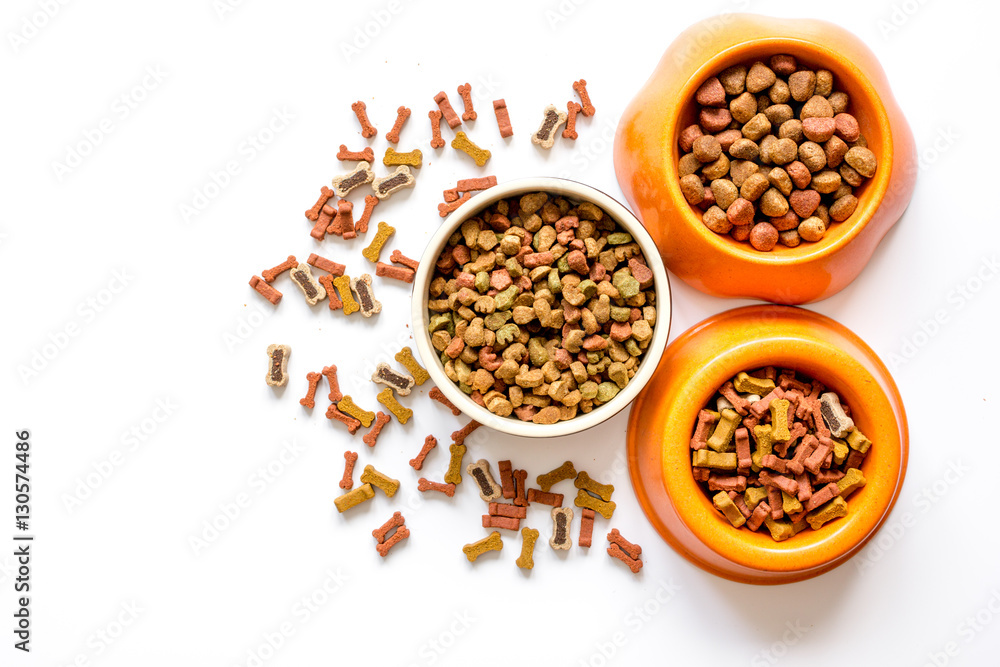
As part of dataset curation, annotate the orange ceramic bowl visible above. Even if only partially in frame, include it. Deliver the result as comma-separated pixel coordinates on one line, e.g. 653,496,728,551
614,14,917,304
626,305,908,584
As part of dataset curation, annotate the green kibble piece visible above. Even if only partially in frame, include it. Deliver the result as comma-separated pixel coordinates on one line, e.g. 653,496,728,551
607,232,633,245
475,272,490,293
547,271,562,294
495,285,519,311
624,338,642,357
505,257,523,278
580,381,600,400
528,338,549,366
484,311,511,330
557,255,571,273
578,279,597,299
596,382,620,402
612,272,640,299
610,305,631,322
428,313,452,333
586,351,603,364
496,323,520,346
459,382,473,394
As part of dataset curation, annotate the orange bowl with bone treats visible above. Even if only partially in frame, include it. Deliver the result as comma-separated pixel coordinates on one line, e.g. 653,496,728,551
614,14,917,304
626,305,907,584
412,177,671,438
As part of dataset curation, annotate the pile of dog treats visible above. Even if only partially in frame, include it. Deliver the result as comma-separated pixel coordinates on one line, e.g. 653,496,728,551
691,366,870,540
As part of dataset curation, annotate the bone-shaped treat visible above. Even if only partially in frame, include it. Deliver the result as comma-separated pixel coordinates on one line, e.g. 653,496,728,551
373,511,405,543
350,274,381,317
334,483,374,513
305,186,334,221
463,531,502,562
362,411,391,448
249,275,282,305
383,147,422,168
299,371,322,408
360,463,400,497
563,101,582,140
537,461,577,492
439,193,471,217
433,90,462,128
457,83,477,121
428,387,461,415
332,276,359,316
443,187,459,202
608,542,642,573
326,404,361,435
362,221,395,264
516,527,540,569
350,100,377,138
498,460,515,499
265,344,290,387
452,420,481,446
526,489,563,507
375,262,414,283
451,131,490,167
578,507,595,548
338,395,375,428
355,195,379,234
513,469,528,507
574,488,616,519
819,392,855,438
307,253,346,276
467,459,502,502
322,365,342,403
572,78,596,117
483,515,519,530
290,263,326,306
329,199,355,239
331,161,375,198
409,435,437,470
262,255,297,283
575,471,614,502
377,387,412,424
311,204,334,240
395,347,429,385
339,450,358,490
371,361,414,396
608,528,642,559
493,99,513,138
428,109,445,148
456,175,497,193
371,165,415,200
550,507,574,550
417,477,455,497
444,443,466,485
489,502,527,519
337,144,375,162
376,525,409,557
385,106,411,144
531,104,568,149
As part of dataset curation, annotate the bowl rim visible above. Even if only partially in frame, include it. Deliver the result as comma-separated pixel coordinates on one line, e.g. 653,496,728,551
664,36,895,266
627,305,908,582
411,176,672,438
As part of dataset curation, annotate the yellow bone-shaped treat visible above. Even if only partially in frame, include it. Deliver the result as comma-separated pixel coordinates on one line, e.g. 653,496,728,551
376,387,412,424
334,483,374,513
713,491,746,528
707,408,740,452
574,471,614,502
395,347,429,385
574,488,616,519
338,395,375,428
332,275,359,316
806,496,848,530
536,461,577,492
360,464,400,497
451,131,491,167
444,443,466,485
516,527,540,569
733,371,776,395
463,531,502,562
361,221,395,264
383,147,422,168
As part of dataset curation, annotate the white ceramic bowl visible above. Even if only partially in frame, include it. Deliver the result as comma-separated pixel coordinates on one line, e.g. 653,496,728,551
411,177,672,438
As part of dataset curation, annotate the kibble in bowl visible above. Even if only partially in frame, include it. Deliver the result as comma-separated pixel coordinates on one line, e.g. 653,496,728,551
412,178,671,438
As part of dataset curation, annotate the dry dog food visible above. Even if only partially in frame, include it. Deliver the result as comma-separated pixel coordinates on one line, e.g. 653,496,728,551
532,105,567,149
290,263,326,305
371,362,415,396
549,507,573,550
328,199,355,238
307,253,346,276
418,477,456,497
300,371,322,408
444,443,466,485
385,106,411,144
317,275,340,309
356,195,379,234
516,527,540,569
429,387,461,415
434,90,462,129
513,469,528,508
332,275,359,315
426,191,657,424
249,275,282,305
332,162,375,198
573,79,595,117
338,396,375,428
493,99,514,138
305,186,334,220
323,365,343,402
679,55,876,251
376,262,415,283
395,347,429,385
691,367,870,540
607,528,642,573
350,274,381,317
482,514,519,531
409,435,437,470
360,464,400,497
339,450,358,490
457,83,477,121
451,131,491,167
563,101,582,140
451,420,481,446
326,404,361,434
467,459,502,501
579,507,595,548
526,488,563,506
262,255,297,283
428,109,445,149
377,387,412,424
537,461,577,491
351,100,377,138
373,511,408,557
335,482,374,513
337,145,375,162
372,165,415,200
499,460,515,499
383,147,422,168
438,193,471,217
362,222,395,264
362,411,391,447
574,488,616,519
265,344,290,387
463,531,502,562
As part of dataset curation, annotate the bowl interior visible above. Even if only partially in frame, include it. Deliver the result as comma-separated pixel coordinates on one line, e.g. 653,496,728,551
412,177,672,439
668,38,894,263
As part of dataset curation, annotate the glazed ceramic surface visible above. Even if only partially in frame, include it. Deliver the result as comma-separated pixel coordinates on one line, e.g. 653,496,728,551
626,305,907,584
614,14,917,304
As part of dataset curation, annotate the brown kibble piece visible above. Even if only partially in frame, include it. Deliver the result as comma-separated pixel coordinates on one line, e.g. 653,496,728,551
696,77,727,107
844,146,877,178
499,460,515,500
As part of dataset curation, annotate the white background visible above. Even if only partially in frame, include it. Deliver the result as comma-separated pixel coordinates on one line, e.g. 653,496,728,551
3,0,999,665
